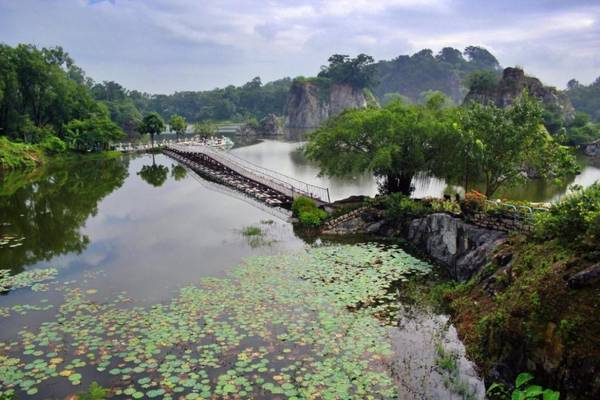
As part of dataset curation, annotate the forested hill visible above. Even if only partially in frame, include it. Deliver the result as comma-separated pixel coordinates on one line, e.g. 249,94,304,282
566,77,600,122
373,46,502,103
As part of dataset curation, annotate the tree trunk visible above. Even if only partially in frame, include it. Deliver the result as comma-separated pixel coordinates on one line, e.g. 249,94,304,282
150,133,154,148
385,173,414,196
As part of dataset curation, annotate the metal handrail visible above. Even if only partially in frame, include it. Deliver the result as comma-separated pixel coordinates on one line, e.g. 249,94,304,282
168,144,331,203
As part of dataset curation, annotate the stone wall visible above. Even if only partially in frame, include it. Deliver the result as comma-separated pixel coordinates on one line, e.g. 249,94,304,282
465,211,535,235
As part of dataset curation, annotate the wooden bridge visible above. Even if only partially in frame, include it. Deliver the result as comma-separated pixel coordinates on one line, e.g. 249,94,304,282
163,144,331,208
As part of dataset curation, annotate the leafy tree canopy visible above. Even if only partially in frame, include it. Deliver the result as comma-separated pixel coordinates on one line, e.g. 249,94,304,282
305,94,455,195
317,54,377,89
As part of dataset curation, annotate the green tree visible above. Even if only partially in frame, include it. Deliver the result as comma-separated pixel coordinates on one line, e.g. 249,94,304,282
305,96,452,195
64,116,124,152
318,54,377,88
441,94,578,196
169,114,187,141
138,112,165,147
193,120,217,138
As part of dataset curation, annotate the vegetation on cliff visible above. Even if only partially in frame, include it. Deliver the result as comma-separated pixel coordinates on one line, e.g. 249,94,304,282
442,184,600,398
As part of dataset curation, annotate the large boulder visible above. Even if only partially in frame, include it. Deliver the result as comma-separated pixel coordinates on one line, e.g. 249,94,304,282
407,213,506,280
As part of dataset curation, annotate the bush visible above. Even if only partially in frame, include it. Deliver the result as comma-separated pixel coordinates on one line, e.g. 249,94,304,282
535,183,600,247
0,136,44,170
383,193,429,223
39,135,67,154
462,191,487,214
292,196,328,227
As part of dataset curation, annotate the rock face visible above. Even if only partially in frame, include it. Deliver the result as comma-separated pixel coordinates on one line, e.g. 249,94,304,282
464,67,575,123
284,81,368,129
407,213,506,281
582,139,600,157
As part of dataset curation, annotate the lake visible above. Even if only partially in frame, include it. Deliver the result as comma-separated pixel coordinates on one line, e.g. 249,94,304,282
231,138,600,202
10,136,589,398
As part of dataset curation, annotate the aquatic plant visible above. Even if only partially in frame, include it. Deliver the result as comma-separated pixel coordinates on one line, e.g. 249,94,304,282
0,244,432,398
0,268,57,293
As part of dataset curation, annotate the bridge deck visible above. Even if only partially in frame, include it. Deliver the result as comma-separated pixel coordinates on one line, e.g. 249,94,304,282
164,144,331,207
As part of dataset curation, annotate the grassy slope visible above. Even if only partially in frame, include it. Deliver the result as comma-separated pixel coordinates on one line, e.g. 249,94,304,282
0,137,45,170
444,235,600,397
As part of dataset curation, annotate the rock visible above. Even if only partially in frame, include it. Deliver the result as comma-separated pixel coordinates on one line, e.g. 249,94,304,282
259,114,284,136
581,140,600,157
235,123,259,136
407,213,506,281
464,67,575,124
567,264,600,289
284,80,369,129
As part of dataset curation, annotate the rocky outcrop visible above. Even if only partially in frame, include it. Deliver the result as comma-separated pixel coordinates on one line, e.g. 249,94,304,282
407,213,506,281
464,67,575,123
581,140,600,157
284,80,368,129
259,114,284,136
321,207,385,235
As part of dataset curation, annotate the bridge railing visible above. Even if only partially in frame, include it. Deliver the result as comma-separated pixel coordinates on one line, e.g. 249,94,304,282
168,144,331,203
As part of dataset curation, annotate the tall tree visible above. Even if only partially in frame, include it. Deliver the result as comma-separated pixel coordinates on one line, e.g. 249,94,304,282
169,114,187,141
305,95,452,195
138,112,165,148
440,93,578,196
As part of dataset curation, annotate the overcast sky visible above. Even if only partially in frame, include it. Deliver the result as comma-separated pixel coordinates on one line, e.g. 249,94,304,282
1,0,599,94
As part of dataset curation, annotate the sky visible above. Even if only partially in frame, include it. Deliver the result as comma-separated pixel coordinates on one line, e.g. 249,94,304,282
1,0,599,94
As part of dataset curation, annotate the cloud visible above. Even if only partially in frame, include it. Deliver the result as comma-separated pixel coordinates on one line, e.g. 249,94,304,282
0,0,598,92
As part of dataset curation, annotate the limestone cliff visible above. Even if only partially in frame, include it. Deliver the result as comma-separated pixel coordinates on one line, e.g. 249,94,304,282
464,67,575,123
284,80,370,129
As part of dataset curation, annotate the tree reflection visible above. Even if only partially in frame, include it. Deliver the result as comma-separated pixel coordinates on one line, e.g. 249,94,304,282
137,155,169,187
0,157,128,274
171,164,187,181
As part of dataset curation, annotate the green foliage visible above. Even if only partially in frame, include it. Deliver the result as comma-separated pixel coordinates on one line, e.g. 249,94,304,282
193,120,217,138
383,193,429,223
566,77,600,122
78,382,109,400
563,112,600,145
241,226,263,237
0,137,44,170
38,135,67,154
439,93,578,196
317,54,376,88
466,70,500,92
138,112,165,147
305,96,456,195
534,183,600,247
373,46,500,102
65,116,124,152
292,196,327,227
486,373,560,400
0,44,104,141
169,114,187,139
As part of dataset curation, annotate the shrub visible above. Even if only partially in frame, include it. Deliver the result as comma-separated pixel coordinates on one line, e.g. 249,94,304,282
39,135,67,154
535,183,600,247
383,193,429,223
292,196,328,227
462,191,487,213
292,196,317,216
0,136,44,170
486,372,559,400
299,208,328,227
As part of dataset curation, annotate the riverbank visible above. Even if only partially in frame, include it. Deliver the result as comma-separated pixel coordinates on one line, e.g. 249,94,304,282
304,190,600,399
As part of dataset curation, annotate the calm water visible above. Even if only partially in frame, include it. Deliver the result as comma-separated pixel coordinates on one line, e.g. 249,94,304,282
0,148,486,398
231,139,600,202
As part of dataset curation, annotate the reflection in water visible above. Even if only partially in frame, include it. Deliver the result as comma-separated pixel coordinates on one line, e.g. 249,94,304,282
137,154,169,187
170,164,187,181
0,157,128,274
232,139,600,202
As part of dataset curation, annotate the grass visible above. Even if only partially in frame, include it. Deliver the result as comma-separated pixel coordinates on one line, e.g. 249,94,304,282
241,226,263,237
